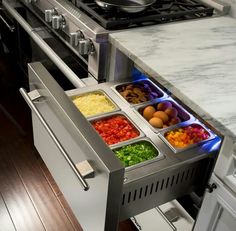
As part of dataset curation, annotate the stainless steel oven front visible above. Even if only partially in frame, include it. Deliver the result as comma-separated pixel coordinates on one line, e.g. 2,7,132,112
18,0,109,82
2,0,110,90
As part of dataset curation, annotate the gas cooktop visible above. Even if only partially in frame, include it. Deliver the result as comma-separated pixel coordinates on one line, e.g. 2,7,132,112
74,0,214,30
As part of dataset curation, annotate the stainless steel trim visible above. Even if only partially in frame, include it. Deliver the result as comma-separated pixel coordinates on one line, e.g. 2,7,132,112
19,87,90,191
0,8,15,32
3,0,86,88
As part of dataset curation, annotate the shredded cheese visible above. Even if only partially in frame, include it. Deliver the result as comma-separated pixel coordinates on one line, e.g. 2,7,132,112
72,92,116,117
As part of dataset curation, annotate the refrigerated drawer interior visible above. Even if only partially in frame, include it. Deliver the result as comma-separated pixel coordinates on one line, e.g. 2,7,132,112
67,78,222,219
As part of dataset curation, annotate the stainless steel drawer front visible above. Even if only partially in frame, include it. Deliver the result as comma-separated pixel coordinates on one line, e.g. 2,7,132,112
25,62,124,231
19,88,89,191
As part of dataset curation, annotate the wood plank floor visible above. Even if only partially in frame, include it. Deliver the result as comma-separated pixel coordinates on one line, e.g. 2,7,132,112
0,54,136,231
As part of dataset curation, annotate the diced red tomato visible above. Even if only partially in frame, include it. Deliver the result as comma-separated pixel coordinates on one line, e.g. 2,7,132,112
92,115,139,145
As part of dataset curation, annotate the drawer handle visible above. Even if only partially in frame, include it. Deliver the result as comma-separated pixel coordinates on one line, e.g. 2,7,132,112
19,88,90,191
0,12,15,32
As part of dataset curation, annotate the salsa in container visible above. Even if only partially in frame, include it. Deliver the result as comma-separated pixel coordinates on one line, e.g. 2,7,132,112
91,114,140,145
113,140,159,167
164,123,210,149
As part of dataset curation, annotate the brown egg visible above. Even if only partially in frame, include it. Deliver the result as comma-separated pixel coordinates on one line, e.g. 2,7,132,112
153,111,169,123
143,106,156,120
169,117,181,125
157,101,172,111
149,117,163,128
165,107,178,118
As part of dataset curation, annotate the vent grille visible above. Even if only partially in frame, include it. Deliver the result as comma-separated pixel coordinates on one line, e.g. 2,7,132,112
122,166,198,206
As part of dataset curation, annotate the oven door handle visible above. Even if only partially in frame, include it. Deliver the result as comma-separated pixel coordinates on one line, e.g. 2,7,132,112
0,8,15,32
19,87,90,191
3,0,86,88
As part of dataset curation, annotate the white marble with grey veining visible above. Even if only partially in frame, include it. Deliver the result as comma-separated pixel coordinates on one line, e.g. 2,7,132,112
109,16,236,142
220,0,236,18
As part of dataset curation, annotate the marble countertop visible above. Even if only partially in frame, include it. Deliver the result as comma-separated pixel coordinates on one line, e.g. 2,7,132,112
109,16,236,142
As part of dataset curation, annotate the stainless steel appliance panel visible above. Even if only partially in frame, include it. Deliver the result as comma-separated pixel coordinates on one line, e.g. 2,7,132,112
3,0,88,88
27,62,124,231
18,0,109,81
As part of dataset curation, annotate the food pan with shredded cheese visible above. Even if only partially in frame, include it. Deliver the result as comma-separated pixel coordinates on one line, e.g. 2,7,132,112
72,91,118,117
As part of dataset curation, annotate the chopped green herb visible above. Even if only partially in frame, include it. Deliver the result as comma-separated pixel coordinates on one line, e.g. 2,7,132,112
114,141,158,167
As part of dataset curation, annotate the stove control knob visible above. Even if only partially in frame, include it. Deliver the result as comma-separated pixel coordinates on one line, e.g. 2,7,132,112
45,9,57,23
78,39,95,56
70,31,84,47
51,15,66,30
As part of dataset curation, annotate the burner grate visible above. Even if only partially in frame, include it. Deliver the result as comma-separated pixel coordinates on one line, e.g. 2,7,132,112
75,0,214,29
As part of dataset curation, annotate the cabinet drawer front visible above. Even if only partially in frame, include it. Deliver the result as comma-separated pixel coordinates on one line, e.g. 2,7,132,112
25,62,124,231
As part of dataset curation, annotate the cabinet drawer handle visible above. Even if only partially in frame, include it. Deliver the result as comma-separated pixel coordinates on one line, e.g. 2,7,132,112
19,88,90,191
0,13,15,32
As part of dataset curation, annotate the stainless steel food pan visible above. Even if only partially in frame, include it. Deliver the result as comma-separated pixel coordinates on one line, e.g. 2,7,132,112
111,79,167,106
134,97,194,133
89,111,145,146
69,89,120,118
111,137,165,170
159,122,217,153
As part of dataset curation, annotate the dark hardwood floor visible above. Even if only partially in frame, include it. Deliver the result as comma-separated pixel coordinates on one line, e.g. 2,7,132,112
0,54,136,231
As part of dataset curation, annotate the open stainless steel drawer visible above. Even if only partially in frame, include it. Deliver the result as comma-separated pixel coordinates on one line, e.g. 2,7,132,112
22,62,220,231
21,62,124,231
